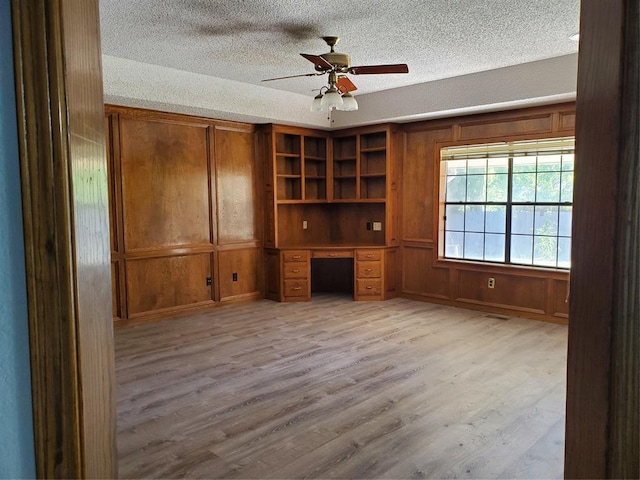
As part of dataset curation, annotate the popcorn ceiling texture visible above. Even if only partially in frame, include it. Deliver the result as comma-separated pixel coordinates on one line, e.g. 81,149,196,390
100,0,580,127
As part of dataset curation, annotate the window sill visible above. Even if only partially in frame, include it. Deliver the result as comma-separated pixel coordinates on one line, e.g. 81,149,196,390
435,257,570,278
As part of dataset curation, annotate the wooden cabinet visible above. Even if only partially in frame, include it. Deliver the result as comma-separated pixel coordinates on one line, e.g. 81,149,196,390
266,249,311,302
261,123,399,302
266,247,393,302
355,248,385,300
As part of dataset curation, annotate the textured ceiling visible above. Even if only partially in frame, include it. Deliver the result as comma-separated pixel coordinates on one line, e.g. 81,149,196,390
99,0,580,128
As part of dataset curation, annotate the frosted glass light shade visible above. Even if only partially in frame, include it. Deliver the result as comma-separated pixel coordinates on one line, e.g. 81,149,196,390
320,87,343,110
310,94,323,112
337,93,358,111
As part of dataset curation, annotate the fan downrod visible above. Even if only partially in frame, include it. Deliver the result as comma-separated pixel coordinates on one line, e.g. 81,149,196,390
322,36,339,52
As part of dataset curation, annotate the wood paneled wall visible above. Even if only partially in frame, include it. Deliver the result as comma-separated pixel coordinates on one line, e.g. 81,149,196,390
105,106,262,321
400,104,574,323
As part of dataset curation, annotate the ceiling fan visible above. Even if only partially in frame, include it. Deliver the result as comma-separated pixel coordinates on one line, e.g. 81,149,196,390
262,36,409,112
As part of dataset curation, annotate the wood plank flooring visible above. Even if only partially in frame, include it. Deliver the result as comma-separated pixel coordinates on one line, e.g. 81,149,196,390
115,294,567,479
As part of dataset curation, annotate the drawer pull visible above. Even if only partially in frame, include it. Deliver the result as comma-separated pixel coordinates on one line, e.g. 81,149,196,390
292,269,300,273
366,285,373,290
328,253,337,257
292,255,301,259
366,254,374,258
364,268,373,272
292,286,302,291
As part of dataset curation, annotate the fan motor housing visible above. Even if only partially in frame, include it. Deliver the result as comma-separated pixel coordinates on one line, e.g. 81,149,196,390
319,52,351,70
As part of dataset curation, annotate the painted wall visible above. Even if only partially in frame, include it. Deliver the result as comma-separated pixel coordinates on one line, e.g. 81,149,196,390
0,0,36,477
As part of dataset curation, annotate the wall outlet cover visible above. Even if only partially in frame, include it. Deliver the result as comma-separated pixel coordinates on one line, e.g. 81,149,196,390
372,221,382,231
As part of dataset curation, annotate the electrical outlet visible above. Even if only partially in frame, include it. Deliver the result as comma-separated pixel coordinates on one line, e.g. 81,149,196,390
488,277,495,289
372,221,382,231
366,222,372,230
302,220,308,230
206,276,212,286
232,272,238,282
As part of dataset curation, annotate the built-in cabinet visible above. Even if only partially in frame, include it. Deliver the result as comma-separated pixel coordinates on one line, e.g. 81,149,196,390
105,106,262,322
106,102,574,323
260,124,400,302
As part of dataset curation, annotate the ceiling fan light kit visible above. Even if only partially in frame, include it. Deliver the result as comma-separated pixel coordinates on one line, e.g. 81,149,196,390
339,92,358,111
262,36,408,114
320,84,344,110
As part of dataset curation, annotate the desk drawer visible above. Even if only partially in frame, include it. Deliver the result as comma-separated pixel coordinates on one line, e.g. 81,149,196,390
356,278,382,296
283,263,308,279
283,279,309,297
282,250,309,262
312,250,353,259
356,261,381,278
356,249,382,261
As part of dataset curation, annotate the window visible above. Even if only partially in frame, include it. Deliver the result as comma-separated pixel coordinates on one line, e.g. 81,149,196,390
441,137,574,269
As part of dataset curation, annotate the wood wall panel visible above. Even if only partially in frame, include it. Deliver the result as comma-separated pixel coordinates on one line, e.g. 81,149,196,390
218,248,262,301
402,246,449,298
559,111,576,132
402,128,452,241
265,249,280,300
552,279,569,318
125,254,213,317
119,117,211,251
455,270,546,314
385,248,398,297
400,104,573,322
111,262,120,319
105,115,118,253
215,126,258,244
276,203,386,247
458,114,553,141
105,106,262,321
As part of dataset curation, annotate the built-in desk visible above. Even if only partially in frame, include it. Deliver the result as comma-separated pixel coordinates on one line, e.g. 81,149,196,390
265,246,398,302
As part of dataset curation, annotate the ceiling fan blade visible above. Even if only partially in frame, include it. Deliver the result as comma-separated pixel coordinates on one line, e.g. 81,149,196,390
300,53,333,70
348,63,409,75
336,75,357,93
261,72,323,82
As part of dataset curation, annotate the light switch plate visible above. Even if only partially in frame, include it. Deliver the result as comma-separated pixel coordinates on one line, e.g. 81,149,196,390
372,221,382,231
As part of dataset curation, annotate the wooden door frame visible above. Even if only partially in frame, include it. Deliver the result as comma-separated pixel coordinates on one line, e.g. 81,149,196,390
11,0,117,477
9,0,638,478
565,1,640,478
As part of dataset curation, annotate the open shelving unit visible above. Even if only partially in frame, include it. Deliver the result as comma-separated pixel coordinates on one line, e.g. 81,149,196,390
263,123,398,249
332,130,389,201
274,130,328,202
359,131,387,200
303,136,327,201
275,133,302,201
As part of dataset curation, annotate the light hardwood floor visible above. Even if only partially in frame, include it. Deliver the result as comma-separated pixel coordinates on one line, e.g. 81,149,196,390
115,294,567,479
